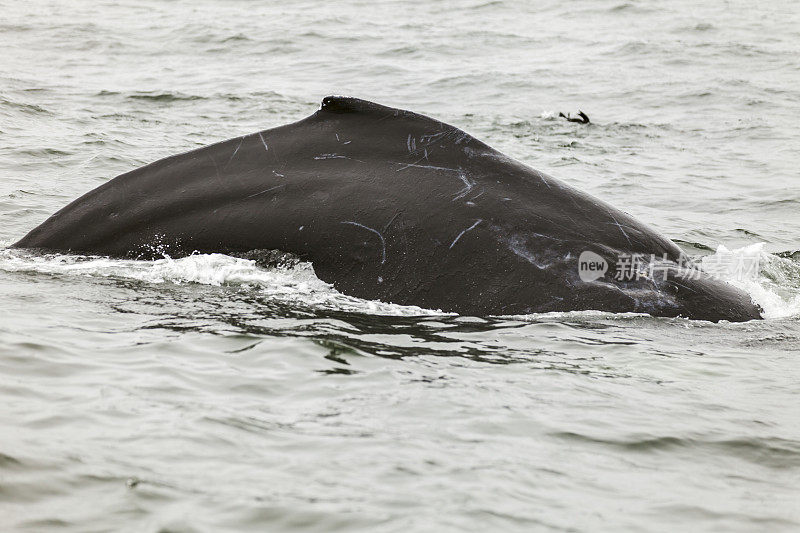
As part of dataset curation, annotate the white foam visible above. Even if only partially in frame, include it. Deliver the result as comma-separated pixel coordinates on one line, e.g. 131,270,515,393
2,243,798,320
0,249,444,317
700,243,800,319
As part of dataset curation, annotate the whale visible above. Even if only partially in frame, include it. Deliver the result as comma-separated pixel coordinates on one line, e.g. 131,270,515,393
12,96,762,322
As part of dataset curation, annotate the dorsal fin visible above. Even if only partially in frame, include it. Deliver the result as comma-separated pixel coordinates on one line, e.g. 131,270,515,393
316,95,489,153
319,96,397,115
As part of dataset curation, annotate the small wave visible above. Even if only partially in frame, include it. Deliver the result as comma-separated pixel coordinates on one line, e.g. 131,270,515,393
551,431,800,467
128,91,206,102
692,22,715,32
95,90,206,102
220,33,252,43
15,147,73,158
672,22,716,34
376,45,421,57
609,2,633,11
469,0,504,9
96,89,291,105
0,452,23,467
0,97,52,115
672,239,715,254
94,90,207,102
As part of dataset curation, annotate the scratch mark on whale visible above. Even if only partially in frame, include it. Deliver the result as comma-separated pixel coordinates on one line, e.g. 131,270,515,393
257,132,269,152
606,214,633,246
246,184,284,199
341,221,387,264
226,137,244,167
450,219,482,249
406,134,416,153
392,161,458,172
393,154,430,172
315,153,365,162
452,170,475,201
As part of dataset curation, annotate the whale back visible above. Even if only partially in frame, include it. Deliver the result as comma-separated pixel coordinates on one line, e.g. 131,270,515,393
13,97,761,320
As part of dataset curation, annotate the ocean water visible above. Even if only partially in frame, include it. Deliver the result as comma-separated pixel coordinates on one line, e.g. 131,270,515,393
1,0,799,531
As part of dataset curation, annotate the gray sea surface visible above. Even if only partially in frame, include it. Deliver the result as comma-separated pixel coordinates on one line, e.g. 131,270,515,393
1,0,799,531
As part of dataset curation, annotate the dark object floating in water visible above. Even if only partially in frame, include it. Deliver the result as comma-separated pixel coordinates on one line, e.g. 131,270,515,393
12,96,761,321
559,110,590,124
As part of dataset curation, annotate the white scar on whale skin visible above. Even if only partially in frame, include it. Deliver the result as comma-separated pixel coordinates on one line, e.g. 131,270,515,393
334,132,351,144
539,173,552,189
606,213,633,246
420,130,449,145
450,219,482,249
392,150,458,172
257,132,269,152
227,137,244,165
406,134,417,153
246,184,284,198
470,189,486,200
391,160,474,200
393,153,436,172
392,161,458,172
315,153,365,163
452,170,475,201
341,221,386,264
505,235,557,270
